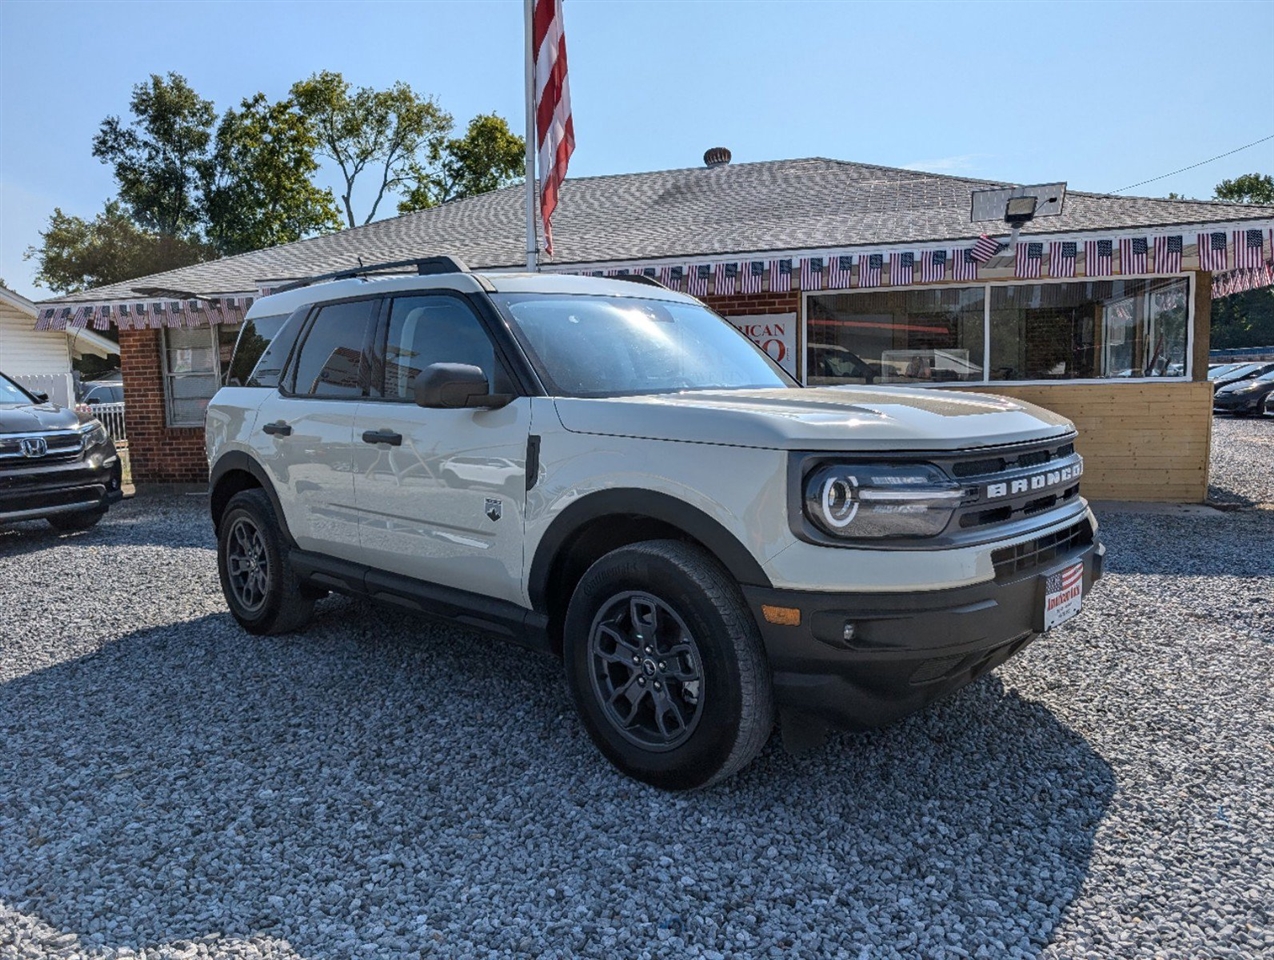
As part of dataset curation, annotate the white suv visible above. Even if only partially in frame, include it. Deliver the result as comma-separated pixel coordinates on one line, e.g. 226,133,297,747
206,258,1103,789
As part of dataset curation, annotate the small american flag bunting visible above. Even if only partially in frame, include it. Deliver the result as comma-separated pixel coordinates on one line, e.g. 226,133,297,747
741,260,765,295
890,251,914,286
1015,242,1043,279
1234,228,1265,270
920,249,947,283
769,259,793,293
952,248,980,282
1120,237,1148,275
858,253,883,288
971,234,1004,263
827,255,854,289
1050,242,1077,278
1085,239,1113,277
800,256,826,291
714,262,738,296
1154,235,1182,273
686,264,711,297
35,308,56,331
659,265,684,290
1198,231,1228,271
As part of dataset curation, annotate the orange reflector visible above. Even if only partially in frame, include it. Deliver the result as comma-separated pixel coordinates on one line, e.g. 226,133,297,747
761,604,801,626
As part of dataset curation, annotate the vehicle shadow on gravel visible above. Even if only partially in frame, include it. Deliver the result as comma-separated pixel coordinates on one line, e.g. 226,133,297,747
0,497,211,558
0,601,1115,959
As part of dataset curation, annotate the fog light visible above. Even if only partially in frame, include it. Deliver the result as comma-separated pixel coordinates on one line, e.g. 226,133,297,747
762,604,801,626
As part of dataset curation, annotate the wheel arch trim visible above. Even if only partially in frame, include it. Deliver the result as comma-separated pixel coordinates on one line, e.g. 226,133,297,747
209,451,295,545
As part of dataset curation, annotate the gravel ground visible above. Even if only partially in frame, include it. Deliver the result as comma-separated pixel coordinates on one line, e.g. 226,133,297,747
1208,415,1274,507
1,458,1271,958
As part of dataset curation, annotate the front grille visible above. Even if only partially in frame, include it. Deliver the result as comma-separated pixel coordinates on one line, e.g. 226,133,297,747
0,432,84,469
951,440,1075,478
991,519,1093,580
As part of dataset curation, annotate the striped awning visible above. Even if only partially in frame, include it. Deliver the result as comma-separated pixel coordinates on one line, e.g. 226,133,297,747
33,293,258,332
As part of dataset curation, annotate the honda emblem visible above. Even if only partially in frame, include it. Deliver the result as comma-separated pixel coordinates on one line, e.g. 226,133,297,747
19,437,48,458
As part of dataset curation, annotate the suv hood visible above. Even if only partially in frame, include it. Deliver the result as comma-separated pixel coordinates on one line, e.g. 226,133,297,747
552,387,1074,452
0,401,81,435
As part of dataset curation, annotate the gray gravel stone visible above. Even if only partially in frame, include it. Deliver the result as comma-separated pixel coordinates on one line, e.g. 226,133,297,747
1,432,1272,959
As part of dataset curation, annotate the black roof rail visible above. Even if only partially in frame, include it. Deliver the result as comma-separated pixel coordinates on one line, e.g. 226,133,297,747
612,272,668,289
271,256,470,295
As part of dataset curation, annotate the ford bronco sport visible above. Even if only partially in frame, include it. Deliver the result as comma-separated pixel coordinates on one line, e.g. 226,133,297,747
206,258,1103,790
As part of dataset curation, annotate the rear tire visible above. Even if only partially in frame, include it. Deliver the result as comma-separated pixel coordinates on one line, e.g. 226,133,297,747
563,540,774,790
217,489,314,635
47,507,106,532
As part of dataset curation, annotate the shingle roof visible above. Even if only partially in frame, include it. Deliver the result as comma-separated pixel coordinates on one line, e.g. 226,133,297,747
42,156,1274,304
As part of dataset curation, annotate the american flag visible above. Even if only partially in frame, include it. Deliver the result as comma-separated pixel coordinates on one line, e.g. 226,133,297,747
800,256,826,291
1154,234,1182,273
1120,237,1148,275
118,304,136,329
890,251,914,286
58,307,73,330
1085,239,1113,277
533,0,574,256
1234,228,1265,270
769,259,793,292
827,255,854,289
1197,231,1228,271
169,301,187,326
741,261,765,294
659,265,684,290
640,267,657,279
686,264,711,297
970,234,1004,263
35,307,57,331
921,249,947,283
94,304,112,330
1015,242,1043,279
1045,563,1084,597
858,253,883,288
714,262,738,296
1050,241,1077,278
952,248,979,281
71,305,92,329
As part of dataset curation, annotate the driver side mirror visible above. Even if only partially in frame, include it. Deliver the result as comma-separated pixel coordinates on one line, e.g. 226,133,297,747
412,363,511,410
33,392,49,403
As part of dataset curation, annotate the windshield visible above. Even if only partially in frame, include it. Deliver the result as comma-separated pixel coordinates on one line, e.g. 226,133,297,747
1220,363,1262,379
1208,364,1240,379
493,293,795,397
0,373,33,404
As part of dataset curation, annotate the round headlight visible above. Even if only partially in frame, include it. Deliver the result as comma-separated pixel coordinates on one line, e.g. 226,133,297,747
803,463,963,540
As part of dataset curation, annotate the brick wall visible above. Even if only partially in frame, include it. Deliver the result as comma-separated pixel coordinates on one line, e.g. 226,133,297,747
118,327,209,485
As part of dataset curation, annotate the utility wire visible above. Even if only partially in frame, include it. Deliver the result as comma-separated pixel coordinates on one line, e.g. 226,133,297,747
1110,133,1274,194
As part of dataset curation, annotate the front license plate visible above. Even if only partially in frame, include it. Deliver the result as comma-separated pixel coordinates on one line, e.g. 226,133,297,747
1042,561,1084,631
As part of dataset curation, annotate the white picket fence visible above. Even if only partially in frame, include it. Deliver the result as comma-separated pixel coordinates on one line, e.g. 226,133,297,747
90,401,127,442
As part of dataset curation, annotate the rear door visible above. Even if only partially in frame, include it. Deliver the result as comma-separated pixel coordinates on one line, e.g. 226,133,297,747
251,297,378,560
352,292,530,605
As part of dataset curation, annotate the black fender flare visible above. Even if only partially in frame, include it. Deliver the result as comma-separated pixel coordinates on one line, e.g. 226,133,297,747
527,488,772,610
208,451,296,545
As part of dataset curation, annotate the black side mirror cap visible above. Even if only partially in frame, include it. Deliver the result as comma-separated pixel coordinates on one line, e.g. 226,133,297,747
412,363,511,409
33,392,49,403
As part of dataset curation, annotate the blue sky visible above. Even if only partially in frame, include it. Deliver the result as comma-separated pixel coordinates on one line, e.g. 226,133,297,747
2,0,1272,300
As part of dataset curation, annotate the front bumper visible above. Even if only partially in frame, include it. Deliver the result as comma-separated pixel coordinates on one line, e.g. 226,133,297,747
743,534,1104,731
0,449,126,523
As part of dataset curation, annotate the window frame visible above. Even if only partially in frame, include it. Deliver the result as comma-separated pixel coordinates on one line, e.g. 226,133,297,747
800,271,1195,388
160,325,230,427
278,294,383,401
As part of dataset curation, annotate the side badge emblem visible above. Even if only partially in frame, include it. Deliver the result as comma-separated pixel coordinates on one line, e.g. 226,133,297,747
485,498,502,522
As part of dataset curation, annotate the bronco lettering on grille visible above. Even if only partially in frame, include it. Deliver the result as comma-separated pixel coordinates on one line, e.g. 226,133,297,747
984,458,1083,500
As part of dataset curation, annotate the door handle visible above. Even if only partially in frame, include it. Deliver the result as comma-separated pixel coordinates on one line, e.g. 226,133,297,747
262,420,292,437
362,429,403,446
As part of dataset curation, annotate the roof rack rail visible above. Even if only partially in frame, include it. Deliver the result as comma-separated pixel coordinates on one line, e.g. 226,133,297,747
271,256,470,295
612,273,668,289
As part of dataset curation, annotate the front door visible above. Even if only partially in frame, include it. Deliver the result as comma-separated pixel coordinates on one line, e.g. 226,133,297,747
353,292,530,605
251,297,378,560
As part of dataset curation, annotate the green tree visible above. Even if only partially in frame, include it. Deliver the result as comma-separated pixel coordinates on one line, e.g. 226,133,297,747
290,71,452,228
23,201,210,295
397,113,525,212
1213,173,1274,204
202,93,342,256
92,73,216,238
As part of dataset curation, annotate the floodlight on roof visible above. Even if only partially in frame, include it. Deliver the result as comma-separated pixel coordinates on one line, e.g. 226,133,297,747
970,183,1066,226
1004,196,1038,225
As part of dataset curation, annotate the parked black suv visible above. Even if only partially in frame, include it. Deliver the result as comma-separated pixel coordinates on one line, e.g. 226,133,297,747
0,370,125,531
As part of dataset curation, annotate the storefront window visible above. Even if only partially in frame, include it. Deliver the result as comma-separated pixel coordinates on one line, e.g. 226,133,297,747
805,276,1190,386
806,288,986,385
989,277,1189,380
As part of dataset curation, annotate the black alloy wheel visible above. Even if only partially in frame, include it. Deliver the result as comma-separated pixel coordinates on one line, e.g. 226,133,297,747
217,489,314,635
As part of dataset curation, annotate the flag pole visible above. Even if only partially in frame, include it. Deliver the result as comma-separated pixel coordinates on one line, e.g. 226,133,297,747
523,0,538,272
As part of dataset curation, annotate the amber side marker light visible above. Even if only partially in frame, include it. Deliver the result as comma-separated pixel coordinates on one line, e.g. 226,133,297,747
761,604,801,626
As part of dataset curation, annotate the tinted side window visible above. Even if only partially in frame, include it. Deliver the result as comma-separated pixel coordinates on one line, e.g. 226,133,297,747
226,312,288,387
383,295,496,401
290,300,376,398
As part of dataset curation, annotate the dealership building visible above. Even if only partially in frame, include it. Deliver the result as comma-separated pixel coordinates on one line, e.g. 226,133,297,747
34,155,1274,500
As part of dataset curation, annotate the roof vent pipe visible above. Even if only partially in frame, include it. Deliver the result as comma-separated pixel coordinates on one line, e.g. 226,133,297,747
703,147,732,168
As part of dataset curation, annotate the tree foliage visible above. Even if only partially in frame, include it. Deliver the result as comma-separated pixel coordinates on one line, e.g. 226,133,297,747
291,71,452,228
24,201,211,295
398,113,525,213
1213,173,1274,205
92,73,216,238
202,93,342,255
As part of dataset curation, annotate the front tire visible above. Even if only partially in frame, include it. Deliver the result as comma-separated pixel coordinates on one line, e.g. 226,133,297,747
564,540,774,790
217,489,314,635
